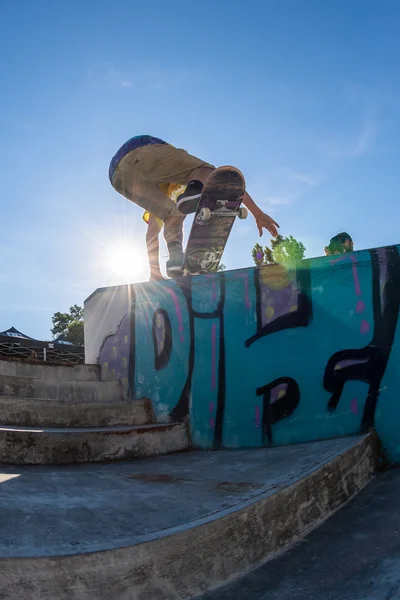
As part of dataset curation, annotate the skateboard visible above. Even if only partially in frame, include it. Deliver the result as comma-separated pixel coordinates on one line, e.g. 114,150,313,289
182,166,247,276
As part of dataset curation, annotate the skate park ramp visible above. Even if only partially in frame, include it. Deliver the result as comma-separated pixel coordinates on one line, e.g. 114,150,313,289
0,434,377,599
1,244,399,598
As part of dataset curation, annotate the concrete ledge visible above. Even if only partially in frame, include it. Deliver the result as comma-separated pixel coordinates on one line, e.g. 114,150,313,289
0,396,154,427
0,375,124,403
0,433,378,598
0,422,189,464
0,360,100,381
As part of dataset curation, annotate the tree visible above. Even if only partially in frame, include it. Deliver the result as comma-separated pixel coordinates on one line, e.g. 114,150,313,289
252,243,265,267
217,263,226,271
252,243,275,266
271,235,306,263
51,304,84,346
251,235,306,266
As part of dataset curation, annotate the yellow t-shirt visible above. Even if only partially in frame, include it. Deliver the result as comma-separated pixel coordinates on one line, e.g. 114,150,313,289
142,182,186,228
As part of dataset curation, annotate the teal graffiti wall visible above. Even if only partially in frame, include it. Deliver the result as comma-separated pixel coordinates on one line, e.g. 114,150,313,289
98,245,400,463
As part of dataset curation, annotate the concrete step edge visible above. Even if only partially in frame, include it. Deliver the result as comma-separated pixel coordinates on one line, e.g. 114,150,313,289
0,422,180,434
0,361,100,381
0,396,154,427
0,395,136,406
0,421,190,465
0,374,121,388
0,432,375,597
0,376,124,402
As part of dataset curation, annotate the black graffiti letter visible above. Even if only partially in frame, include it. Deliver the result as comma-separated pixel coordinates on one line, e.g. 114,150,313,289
256,377,300,444
152,309,172,370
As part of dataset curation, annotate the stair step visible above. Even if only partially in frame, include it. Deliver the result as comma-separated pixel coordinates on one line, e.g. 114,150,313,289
0,434,377,599
0,360,100,381
0,375,123,402
0,396,153,427
0,422,189,465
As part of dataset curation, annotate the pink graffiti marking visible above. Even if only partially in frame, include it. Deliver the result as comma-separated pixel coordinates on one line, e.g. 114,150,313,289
166,287,184,343
209,402,214,412
211,324,217,391
356,300,365,314
331,255,368,335
351,398,358,415
360,320,370,335
235,273,251,309
255,404,261,428
330,256,348,266
350,256,362,297
209,417,215,429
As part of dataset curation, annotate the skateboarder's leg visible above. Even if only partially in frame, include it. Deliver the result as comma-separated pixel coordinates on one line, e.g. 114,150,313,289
131,143,212,238
111,145,186,277
164,215,185,246
175,165,215,214
111,147,179,220
146,146,215,217
189,165,215,183
140,144,214,276
146,214,164,281
163,215,186,277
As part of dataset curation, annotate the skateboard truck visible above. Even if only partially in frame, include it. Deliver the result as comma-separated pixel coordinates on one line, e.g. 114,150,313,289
199,202,248,222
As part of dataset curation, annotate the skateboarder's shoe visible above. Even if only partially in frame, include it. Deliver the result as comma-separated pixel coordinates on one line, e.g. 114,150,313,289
166,242,184,278
177,180,204,215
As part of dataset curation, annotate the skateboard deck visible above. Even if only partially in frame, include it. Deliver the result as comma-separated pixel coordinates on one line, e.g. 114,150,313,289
182,166,247,275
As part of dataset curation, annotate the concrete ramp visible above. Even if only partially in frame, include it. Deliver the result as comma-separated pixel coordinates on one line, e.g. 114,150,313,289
0,433,378,599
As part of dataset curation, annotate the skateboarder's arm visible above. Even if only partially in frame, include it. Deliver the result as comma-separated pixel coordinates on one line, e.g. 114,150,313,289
146,215,164,281
242,192,280,238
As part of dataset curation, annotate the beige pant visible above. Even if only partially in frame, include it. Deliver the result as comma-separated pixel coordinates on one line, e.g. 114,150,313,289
111,144,214,221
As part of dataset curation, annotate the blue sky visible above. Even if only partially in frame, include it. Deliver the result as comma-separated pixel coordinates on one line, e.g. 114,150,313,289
1,0,400,339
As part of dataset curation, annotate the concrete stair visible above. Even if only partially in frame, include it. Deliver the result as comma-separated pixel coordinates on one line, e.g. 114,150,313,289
0,359,189,465
0,396,153,427
0,423,189,464
0,373,124,403
0,434,378,600
0,360,101,381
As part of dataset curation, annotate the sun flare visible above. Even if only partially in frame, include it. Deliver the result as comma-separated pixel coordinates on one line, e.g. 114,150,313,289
105,242,146,280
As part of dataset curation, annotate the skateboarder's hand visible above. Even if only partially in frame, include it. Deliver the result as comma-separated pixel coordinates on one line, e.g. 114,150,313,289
255,211,280,238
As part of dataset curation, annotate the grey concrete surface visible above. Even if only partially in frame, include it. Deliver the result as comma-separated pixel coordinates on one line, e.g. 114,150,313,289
0,396,153,427
0,434,376,600
0,374,123,402
200,467,400,600
0,422,189,464
0,435,371,557
84,283,132,364
0,360,100,381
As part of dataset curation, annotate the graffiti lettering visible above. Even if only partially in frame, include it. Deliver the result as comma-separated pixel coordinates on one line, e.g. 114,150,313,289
96,245,400,457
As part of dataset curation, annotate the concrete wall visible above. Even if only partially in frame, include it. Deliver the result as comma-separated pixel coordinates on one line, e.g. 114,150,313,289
84,244,400,463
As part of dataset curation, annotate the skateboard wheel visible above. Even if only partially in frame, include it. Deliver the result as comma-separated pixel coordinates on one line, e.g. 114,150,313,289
238,207,248,219
200,207,211,221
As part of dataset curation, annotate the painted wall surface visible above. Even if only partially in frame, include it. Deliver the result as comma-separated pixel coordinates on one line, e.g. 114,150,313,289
84,284,133,366
84,245,400,463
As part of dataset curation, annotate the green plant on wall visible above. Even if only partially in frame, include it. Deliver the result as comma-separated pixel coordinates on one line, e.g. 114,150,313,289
252,235,306,266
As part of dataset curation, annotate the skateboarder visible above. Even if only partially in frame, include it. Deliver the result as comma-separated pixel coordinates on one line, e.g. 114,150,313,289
109,135,280,279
